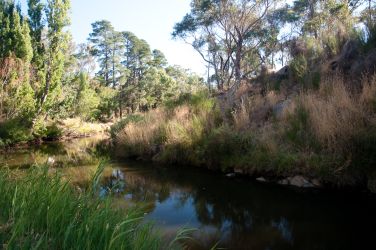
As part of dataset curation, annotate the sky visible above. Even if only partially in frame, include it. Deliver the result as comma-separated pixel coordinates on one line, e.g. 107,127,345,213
19,0,206,76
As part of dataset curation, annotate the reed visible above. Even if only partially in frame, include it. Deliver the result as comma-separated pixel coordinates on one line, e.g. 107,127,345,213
0,164,166,250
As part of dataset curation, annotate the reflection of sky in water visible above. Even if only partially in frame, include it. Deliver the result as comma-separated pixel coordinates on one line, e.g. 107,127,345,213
146,192,200,228
272,217,294,244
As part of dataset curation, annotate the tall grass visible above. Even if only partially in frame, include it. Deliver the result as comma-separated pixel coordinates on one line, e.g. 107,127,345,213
300,77,366,153
115,92,222,164
0,165,166,250
113,76,376,185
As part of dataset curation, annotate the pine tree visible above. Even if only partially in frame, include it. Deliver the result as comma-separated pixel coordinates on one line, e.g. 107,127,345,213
89,20,115,87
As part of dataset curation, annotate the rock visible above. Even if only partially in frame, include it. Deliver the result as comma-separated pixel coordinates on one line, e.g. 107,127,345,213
226,173,236,178
278,179,289,185
276,65,289,78
302,182,314,188
311,179,322,187
368,179,376,194
289,175,310,187
47,156,55,165
234,168,244,174
256,177,267,182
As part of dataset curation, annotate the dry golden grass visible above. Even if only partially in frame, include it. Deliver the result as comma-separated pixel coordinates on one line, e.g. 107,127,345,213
299,75,375,152
231,74,376,156
116,96,219,158
361,74,376,109
59,118,112,137
117,111,163,154
232,90,284,131
232,99,251,131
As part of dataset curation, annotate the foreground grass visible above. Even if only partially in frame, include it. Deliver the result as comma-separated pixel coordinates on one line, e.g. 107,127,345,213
0,165,166,250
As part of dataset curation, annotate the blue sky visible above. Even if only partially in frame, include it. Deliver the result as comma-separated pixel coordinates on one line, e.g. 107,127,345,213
19,0,206,76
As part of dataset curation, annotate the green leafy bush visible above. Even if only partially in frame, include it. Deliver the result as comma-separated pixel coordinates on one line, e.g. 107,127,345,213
290,54,308,84
0,119,32,146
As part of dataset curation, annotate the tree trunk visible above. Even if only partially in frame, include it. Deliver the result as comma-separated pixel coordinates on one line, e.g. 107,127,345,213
234,39,243,86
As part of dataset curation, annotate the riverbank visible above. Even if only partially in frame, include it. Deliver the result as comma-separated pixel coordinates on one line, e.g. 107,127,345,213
0,118,112,150
111,75,376,193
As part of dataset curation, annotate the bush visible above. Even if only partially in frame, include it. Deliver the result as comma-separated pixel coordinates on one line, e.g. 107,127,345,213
44,123,63,140
33,120,63,141
290,54,307,84
0,118,32,146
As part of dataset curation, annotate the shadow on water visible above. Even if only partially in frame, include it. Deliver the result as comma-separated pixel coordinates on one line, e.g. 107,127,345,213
103,161,376,250
2,137,376,250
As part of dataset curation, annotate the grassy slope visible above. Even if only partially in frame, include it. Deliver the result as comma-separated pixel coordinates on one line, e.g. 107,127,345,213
112,76,376,188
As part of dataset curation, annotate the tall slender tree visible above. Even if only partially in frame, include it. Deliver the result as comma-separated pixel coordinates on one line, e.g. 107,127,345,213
38,0,71,116
27,0,44,68
89,20,115,87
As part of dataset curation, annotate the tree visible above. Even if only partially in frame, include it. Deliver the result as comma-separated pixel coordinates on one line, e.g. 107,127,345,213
27,0,45,68
37,0,71,117
74,72,100,120
119,31,152,114
74,43,96,75
89,20,124,87
0,2,35,121
151,49,168,68
173,0,272,90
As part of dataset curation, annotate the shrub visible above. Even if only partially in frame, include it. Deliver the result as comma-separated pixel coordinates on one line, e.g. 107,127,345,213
32,120,63,141
44,123,63,140
290,54,308,84
0,118,32,146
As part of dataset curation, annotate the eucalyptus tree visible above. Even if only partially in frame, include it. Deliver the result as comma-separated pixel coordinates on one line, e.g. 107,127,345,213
173,0,272,90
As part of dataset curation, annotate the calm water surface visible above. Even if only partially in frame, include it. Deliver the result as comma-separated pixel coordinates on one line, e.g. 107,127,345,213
1,137,376,250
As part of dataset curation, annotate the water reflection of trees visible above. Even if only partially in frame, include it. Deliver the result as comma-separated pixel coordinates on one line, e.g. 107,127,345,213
1,136,108,168
106,165,376,250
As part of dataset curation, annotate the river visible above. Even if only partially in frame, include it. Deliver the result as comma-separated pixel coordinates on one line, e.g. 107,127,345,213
1,136,376,250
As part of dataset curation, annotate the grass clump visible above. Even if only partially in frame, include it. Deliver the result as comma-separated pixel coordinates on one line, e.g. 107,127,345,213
0,165,165,250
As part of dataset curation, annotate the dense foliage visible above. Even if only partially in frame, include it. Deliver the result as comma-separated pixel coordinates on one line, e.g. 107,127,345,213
0,0,205,146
